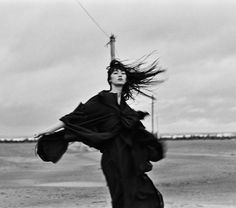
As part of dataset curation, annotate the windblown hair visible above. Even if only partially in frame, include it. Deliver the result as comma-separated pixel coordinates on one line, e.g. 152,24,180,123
107,55,165,100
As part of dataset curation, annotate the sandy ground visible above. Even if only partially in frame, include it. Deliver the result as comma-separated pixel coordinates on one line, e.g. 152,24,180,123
0,139,236,208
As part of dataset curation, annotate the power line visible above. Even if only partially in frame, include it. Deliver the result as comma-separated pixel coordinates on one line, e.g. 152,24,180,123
74,0,110,38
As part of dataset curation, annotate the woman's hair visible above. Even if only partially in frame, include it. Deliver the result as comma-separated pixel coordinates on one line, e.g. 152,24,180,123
107,55,165,100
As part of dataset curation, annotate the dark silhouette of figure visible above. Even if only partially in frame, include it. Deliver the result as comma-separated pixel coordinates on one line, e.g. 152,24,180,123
36,58,165,208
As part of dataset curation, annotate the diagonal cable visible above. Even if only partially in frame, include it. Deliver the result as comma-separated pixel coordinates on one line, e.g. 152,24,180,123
74,0,110,38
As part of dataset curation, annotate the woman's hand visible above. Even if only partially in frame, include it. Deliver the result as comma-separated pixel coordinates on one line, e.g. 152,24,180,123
34,121,65,138
34,131,52,138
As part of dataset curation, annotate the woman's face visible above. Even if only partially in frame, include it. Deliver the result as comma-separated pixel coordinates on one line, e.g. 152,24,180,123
109,68,127,87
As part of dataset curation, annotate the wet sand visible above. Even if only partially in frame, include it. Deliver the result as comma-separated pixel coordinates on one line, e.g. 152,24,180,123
0,140,236,208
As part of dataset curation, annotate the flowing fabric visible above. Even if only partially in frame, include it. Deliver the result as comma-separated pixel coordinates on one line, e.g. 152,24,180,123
37,90,164,208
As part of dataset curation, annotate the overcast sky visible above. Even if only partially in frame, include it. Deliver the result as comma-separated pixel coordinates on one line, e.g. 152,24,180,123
0,0,235,137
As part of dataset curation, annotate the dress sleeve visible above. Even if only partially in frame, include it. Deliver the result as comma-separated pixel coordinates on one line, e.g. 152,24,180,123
59,103,87,125
135,122,165,162
59,99,115,150
36,94,114,163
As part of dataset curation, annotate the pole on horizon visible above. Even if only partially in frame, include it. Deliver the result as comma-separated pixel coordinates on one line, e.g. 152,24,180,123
151,95,154,134
110,34,116,60
156,96,159,139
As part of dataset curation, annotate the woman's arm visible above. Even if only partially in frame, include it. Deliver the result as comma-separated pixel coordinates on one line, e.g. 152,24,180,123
34,120,65,138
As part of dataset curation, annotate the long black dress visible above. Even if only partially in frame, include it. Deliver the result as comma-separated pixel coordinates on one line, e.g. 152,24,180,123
37,90,164,208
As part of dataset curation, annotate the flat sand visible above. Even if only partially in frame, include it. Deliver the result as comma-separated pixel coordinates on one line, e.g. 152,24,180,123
0,140,236,208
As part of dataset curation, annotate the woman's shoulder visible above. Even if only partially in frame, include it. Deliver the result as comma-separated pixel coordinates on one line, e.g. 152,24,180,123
123,102,150,120
82,90,111,110
85,90,108,104
86,90,118,105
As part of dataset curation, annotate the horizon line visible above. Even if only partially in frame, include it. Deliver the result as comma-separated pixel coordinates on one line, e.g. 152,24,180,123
1,131,236,138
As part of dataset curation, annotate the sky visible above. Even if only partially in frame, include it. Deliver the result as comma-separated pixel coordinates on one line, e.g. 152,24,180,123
0,0,236,137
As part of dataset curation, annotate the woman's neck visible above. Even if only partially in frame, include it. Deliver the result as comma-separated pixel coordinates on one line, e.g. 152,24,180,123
110,86,123,104
110,86,123,96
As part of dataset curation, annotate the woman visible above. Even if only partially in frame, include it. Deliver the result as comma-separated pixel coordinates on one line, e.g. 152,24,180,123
35,58,165,208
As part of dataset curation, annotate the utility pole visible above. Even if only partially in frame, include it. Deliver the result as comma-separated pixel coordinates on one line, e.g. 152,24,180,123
156,97,159,139
110,34,116,60
151,94,159,138
151,95,155,134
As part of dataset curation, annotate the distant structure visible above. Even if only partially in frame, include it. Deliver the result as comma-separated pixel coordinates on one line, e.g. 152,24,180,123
0,132,235,143
0,137,37,143
160,132,236,140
